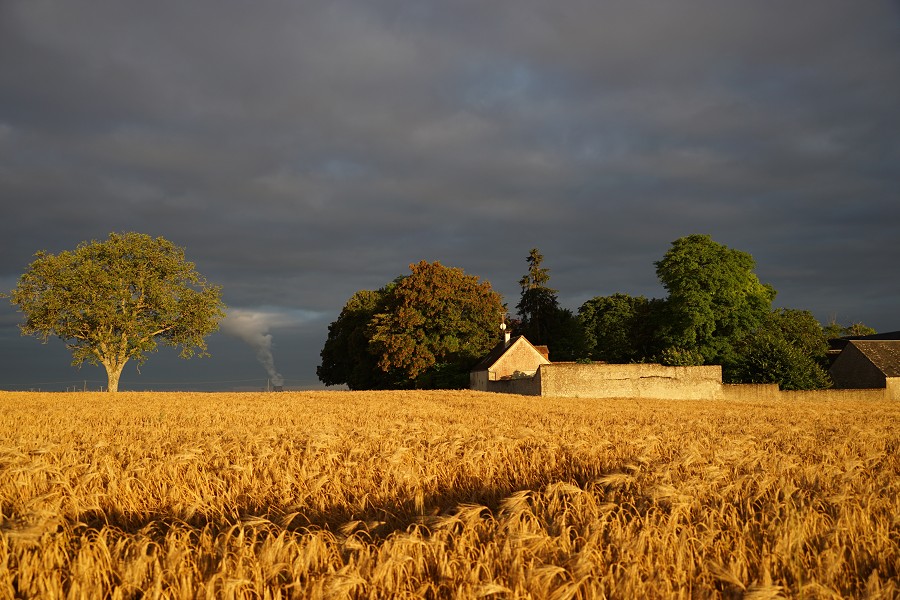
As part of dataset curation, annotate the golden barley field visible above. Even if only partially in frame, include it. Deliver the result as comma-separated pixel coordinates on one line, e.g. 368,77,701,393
0,390,898,599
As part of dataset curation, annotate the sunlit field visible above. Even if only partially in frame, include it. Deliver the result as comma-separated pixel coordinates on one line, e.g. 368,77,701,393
1,390,898,598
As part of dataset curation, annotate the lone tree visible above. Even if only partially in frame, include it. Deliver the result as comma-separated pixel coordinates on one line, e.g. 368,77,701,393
10,232,225,392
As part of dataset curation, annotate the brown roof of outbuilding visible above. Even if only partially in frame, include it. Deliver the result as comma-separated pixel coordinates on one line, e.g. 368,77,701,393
829,330,900,351
849,340,900,378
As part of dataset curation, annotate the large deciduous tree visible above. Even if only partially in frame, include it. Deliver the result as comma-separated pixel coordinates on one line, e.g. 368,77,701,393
371,261,504,385
654,234,775,366
10,232,225,392
318,261,505,389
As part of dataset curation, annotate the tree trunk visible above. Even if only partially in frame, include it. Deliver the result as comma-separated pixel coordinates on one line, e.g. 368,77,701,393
103,360,126,392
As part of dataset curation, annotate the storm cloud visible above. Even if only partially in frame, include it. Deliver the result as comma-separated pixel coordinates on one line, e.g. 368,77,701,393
2,1,899,389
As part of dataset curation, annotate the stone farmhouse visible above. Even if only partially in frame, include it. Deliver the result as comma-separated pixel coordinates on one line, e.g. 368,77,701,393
471,330,900,401
470,333,721,400
469,335,550,390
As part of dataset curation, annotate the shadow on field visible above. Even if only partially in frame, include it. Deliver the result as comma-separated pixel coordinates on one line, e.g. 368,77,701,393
65,461,640,542
62,484,531,538
279,479,565,538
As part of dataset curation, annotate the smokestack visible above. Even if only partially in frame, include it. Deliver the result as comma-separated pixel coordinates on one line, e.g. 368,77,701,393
501,321,510,346
221,309,285,388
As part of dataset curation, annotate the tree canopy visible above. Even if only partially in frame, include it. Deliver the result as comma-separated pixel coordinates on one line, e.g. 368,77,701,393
728,309,831,390
318,261,504,389
316,287,399,390
316,234,877,393
10,232,225,392
516,248,558,344
654,234,776,365
515,248,587,360
575,235,836,388
578,293,655,363
822,320,877,340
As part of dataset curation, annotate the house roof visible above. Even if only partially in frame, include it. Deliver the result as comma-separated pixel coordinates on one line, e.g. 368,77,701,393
471,338,518,372
828,331,900,351
848,340,900,378
470,336,550,372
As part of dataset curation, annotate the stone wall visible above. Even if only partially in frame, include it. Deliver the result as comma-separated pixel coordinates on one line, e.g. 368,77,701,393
487,375,542,396
721,383,781,402
780,388,889,402
537,363,722,400
722,384,889,402
887,378,899,401
476,362,900,401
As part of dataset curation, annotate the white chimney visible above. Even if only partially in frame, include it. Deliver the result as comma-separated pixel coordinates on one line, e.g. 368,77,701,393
501,322,510,345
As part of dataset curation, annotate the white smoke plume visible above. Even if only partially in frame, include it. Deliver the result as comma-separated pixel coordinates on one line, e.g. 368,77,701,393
221,308,289,387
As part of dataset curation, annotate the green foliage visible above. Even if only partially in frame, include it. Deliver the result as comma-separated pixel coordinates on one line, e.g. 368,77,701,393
516,248,558,344
412,362,471,389
766,309,831,361
822,320,877,340
655,347,705,366
544,307,590,361
318,261,504,389
316,287,403,390
578,293,654,362
518,248,552,289
515,248,588,360
654,234,775,365
727,309,831,390
10,232,225,392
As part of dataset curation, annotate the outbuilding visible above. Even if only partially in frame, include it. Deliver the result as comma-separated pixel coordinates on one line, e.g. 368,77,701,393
829,340,900,399
469,334,550,392
470,333,722,399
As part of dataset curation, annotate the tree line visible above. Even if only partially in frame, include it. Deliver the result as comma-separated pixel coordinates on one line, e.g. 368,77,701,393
6,231,874,392
319,234,875,391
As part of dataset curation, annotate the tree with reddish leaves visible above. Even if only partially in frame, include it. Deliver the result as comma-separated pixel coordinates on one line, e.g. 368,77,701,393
371,261,505,387
319,261,505,389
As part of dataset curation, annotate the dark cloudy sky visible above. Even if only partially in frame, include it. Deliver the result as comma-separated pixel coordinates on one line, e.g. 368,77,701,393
2,1,899,391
